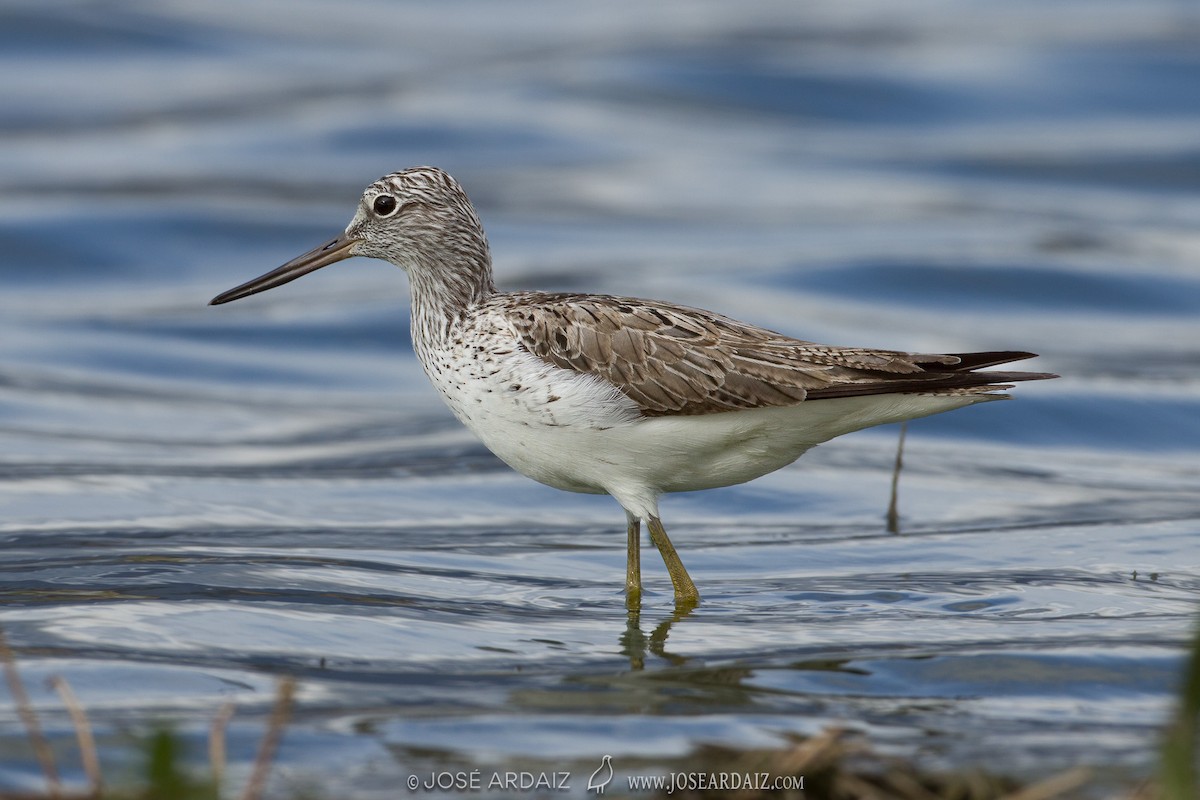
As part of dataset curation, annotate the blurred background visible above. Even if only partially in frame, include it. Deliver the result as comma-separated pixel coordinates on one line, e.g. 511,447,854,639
1,0,1198,796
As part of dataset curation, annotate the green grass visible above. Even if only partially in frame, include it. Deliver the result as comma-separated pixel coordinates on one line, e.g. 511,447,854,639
1158,616,1199,800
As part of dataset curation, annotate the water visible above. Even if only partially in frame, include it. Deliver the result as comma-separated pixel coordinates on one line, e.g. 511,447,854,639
2,1,1199,796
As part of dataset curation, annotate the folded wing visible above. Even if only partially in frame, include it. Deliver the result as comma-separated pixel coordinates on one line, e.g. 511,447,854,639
505,293,1056,417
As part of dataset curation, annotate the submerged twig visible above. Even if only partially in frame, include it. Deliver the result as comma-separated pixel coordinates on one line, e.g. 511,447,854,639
49,676,101,797
238,677,296,800
0,627,61,796
886,421,908,534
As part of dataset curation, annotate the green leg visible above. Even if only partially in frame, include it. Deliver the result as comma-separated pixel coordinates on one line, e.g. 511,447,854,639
625,513,642,610
647,516,700,608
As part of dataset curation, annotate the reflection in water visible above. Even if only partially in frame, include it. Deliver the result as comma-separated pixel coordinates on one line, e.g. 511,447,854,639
620,603,695,671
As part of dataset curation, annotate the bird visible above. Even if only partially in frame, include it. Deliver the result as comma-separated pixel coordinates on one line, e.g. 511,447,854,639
210,166,1056,610
587,755,614,793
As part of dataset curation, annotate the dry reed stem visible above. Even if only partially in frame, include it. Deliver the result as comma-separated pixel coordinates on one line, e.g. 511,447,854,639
0,628,60,797
209,700,236,791
48,677,101,797
998,767,1091,800
237,677,296,800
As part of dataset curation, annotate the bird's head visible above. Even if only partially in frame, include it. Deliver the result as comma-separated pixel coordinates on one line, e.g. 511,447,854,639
210,166,492,306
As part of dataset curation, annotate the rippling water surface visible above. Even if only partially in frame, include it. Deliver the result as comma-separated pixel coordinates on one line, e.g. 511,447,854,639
2,1,1199,796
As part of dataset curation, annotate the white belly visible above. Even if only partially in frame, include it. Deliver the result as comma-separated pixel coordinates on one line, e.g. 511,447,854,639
417,333,996,519
418,340,642,494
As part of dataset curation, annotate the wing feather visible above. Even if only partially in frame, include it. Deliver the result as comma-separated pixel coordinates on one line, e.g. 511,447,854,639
502,292,1053,417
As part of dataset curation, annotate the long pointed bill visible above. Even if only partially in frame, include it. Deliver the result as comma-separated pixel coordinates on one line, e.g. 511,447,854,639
209,232,361,305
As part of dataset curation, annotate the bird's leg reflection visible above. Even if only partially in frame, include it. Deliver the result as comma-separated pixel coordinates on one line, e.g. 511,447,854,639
620,601,695,670
619,608,647,670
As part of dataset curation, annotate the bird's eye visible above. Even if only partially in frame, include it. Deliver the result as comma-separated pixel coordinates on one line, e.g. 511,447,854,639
373,194,398,216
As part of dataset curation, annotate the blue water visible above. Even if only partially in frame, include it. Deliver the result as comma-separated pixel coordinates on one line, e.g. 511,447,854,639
1,1,1199,797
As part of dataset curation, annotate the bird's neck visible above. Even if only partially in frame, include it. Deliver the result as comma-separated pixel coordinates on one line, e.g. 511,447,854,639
406,250,497,344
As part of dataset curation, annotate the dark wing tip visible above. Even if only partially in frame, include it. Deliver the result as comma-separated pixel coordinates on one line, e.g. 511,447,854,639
941,351,1041,371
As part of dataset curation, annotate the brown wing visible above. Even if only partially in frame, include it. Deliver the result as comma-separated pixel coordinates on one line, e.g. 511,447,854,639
503,292,1054,417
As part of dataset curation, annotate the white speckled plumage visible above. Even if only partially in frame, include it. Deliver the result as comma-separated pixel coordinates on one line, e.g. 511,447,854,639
211,166,1055,608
